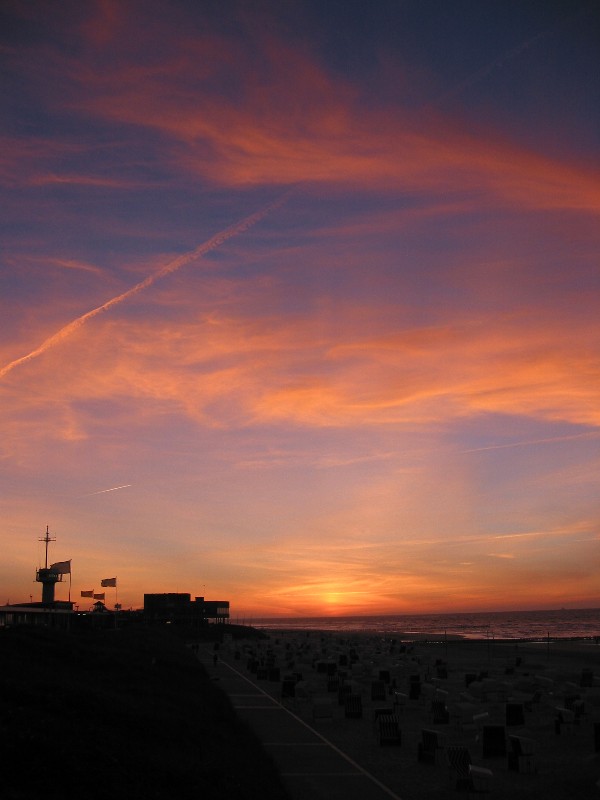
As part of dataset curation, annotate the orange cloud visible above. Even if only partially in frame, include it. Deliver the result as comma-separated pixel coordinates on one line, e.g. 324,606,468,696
43,6,596,214
85,67,600,215
2,288,598,445
6,3,599,218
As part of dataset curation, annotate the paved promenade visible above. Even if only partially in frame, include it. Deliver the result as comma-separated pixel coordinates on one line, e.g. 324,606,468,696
196,647,403,800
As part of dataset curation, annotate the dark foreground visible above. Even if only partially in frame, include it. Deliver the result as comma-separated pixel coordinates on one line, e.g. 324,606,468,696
0,623,291,800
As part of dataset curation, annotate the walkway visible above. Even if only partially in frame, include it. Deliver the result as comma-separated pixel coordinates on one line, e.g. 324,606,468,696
195,648,403,800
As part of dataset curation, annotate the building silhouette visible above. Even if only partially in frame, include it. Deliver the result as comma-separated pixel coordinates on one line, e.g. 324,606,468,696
144,593,230,625
0,528,230,630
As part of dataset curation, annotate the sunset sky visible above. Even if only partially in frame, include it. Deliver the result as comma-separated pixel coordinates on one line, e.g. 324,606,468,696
1,0,599,617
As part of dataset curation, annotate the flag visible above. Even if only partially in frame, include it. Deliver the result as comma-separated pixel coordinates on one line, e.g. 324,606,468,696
80,590,94,598
50,559,71,574
101,577,117,587
93,593,105,600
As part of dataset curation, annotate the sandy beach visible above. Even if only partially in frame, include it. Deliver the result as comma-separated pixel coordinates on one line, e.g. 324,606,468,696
215,630,600,800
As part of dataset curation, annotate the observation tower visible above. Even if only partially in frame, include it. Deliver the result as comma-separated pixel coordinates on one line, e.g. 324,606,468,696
36,526,64,605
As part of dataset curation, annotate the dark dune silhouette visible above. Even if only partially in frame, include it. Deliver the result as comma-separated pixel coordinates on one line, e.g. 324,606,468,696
0,623,290,800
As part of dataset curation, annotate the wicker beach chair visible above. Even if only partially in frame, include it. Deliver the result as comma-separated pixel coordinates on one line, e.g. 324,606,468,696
418,728,446,765
554,706,575,734
432,699,450,724
507,734,537,773
446,745,472,789
373,705,394,732
377,714,401,746
345,693,363,719
371,679,387,701
482,724,506,757
505,702,525,726
447,746,493,796
393,691,408,715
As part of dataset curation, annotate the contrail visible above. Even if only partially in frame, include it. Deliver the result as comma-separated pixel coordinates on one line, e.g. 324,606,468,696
462,430,600,454
85,484,132,496
423,2,595,112
424,28,551,111
0,193,290,379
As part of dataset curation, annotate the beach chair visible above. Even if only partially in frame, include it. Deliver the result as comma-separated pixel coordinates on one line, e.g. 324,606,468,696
418,728,446,765
467,681,483,700
473,712,489,732
377,714,401,746
523,689,543,712
554,707,575,734
481,724,506,758
507,734,537,773
409,675,421,700
393,691,408,715
432,699,450,724
446,745,472,790
468,765,493,796
337,682,352,705
450,701,478,731
373,706,395,732
565,694,585,722
371,680,387,701
447,747,493,797
505,702,525,726
345,693,363,719
350,661,367,678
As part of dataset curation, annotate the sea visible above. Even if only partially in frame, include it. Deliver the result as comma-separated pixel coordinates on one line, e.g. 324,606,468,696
248,607,600,641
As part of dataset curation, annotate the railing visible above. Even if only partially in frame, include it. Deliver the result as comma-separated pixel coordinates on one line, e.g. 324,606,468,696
35,569,63,582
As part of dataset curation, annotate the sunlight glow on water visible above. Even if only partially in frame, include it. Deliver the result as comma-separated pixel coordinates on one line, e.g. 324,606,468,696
251,608,600,640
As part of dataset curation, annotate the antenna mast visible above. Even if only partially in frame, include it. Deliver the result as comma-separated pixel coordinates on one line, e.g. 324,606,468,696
39,525,55,569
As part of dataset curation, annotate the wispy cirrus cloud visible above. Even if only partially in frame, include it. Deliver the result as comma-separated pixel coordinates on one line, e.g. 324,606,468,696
10,2,597,214
0,194,289,380
84,59,600,213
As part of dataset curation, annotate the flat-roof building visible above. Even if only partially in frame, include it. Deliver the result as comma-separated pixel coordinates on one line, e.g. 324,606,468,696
143,593,230,624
